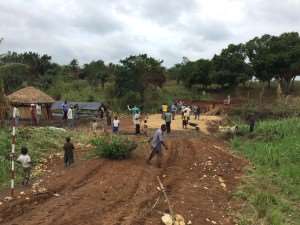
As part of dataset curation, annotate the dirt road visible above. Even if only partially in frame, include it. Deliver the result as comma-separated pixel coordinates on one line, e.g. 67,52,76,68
0,129,246,225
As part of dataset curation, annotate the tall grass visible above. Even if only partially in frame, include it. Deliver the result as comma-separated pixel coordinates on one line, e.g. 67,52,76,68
232,118,300,224
0,127,68,188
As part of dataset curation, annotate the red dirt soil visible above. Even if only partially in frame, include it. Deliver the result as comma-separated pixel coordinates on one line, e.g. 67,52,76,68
0,130,246,225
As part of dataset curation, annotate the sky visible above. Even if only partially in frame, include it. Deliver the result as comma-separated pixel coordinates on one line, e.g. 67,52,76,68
0,0,300,67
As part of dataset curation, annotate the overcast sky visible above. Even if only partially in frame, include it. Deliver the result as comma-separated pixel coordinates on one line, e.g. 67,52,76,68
0,0,300,67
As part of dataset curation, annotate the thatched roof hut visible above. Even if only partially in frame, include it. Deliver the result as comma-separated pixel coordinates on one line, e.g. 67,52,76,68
7,86,54,105
7,87,54,120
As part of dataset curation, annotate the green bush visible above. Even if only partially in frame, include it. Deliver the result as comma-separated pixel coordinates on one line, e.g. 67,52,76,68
91,136,137,160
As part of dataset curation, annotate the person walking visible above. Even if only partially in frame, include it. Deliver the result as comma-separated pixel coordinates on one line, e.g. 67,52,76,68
147,124,168,168
161,103,168,118
17,147,32,185
133,113,141,134
195,106,201,120
112,116,120,133
63,137,75,167
13,106,20,127
171,104,177,120
67,106,74,128
164,110,172,133
62,101,68,120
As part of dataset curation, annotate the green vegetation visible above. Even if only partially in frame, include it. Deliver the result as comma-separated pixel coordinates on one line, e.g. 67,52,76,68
0,127,75,187
91,135,137,160
232,118,300,225
1,32,300,112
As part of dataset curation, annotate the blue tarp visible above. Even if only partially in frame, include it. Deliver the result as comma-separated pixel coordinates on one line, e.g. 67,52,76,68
51,101,102,111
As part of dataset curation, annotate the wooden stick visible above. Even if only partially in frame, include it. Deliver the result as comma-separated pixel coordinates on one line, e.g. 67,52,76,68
157,176,174,218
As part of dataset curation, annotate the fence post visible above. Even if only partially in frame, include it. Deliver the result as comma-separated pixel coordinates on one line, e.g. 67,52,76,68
11,107,16,197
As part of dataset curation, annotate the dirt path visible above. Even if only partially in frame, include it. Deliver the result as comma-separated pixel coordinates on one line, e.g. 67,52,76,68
147,114,223,135
0,130,246,225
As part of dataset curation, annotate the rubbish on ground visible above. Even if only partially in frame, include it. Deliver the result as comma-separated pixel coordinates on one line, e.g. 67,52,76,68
161,213,186,225
48,127,66,132
4,196,13,201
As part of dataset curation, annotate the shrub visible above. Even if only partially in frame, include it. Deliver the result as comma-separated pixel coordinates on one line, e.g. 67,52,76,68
91,136,137,160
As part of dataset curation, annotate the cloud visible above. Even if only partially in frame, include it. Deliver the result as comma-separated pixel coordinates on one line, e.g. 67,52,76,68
0,0,299,67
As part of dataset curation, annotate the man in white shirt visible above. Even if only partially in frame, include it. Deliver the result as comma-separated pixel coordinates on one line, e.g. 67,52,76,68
67,106,74,128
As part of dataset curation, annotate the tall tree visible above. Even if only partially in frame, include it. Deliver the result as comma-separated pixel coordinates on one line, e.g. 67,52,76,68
212,44,252,88
114,54,166,103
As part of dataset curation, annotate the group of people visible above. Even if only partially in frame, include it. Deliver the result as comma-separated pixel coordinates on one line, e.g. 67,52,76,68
62,101,80,128
12,104,42,126
160,101,201,132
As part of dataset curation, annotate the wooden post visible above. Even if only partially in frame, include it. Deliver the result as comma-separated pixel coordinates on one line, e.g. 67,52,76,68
157,176,174,217
11,107,17,197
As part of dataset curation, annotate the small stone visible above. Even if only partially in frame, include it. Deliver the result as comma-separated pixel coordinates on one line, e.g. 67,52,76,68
25,197,30,200
53,193,60,197
211,220,217,224
20,191,25,195
187,220,192,224
4,196,13,201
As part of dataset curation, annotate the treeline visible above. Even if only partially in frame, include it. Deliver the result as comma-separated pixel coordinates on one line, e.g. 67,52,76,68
169,32,300,94
0,50,167,109
0,31,300,109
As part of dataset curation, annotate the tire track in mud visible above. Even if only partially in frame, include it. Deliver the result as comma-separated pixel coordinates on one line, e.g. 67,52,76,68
0,160,107,225
0,134,247,225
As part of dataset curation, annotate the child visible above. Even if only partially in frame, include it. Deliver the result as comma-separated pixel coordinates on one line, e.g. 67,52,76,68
133,113,141,134
17,147,32,185
91,119,98,133
112,116,120,133
63,137,74,167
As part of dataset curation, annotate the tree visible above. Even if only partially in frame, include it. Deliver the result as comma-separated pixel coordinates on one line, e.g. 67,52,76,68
114,54,166,104
0,63,30,93
82,60,109,88
185,59,212,89
269,32,300,94
246,35,275,87
211,44,252,88
69,59,80,78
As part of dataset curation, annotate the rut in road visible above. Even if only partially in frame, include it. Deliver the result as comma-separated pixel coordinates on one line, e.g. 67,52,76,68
0,134,246,225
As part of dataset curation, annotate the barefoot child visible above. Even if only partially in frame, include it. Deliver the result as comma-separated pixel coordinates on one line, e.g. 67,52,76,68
17,147,32,185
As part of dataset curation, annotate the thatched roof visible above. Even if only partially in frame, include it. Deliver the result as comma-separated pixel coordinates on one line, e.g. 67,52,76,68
7,86,55,104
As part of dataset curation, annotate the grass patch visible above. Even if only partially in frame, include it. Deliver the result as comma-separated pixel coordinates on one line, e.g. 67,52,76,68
91,135,137,160
232,118,300,224
0,127,82,188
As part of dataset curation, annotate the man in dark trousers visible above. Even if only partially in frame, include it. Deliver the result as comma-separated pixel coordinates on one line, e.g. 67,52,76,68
164,110,172,133
63,137,75,167
147,124,168,168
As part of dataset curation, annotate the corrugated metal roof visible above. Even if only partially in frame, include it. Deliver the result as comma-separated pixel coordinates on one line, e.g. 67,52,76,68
51,101,102,111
